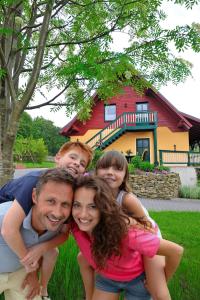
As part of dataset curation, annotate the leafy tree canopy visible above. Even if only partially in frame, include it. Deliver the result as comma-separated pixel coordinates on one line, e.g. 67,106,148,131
0,0,200,184
31,116,67,155
17,112,67,155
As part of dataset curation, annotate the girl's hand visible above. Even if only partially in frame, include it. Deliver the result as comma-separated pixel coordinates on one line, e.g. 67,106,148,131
20,244,45,270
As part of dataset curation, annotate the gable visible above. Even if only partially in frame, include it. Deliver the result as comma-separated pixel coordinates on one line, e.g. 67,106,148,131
60,86,192,137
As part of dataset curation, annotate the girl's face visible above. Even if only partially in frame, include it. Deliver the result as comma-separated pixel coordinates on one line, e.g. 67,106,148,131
72,187,100,235
96,165,126,194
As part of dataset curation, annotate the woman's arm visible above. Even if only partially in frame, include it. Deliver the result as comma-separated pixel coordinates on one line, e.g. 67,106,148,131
157,239,184,281
1,200,28,259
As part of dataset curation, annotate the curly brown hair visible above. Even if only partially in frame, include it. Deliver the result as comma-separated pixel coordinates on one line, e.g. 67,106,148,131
75,175,130,269
95,150,131,192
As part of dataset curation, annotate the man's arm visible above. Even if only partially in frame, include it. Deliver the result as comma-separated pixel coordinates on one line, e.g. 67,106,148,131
1,200,28,259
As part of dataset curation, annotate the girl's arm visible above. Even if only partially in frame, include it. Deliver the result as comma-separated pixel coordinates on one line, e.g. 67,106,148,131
123,193,149,221
1,200,28,259
157,239,184,281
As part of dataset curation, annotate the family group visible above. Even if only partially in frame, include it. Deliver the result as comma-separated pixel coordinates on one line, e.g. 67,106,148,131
0,141,183,300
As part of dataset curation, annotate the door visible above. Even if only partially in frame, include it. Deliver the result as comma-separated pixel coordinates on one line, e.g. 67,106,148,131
136,138,150,162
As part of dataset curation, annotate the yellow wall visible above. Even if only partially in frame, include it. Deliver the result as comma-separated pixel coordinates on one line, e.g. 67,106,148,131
157,127,189,151
104,131,155,163
70,129,101,143
70,127,189,164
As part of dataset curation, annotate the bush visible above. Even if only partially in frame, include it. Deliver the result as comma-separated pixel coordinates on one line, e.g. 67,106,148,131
179,186,200,199
14,137,48,163
131,155,142,168
139,161,155,172
128,163,135,174
88,149,104,171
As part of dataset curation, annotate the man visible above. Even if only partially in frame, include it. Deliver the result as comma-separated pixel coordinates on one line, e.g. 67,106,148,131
0,141,92,298
0,168,75,300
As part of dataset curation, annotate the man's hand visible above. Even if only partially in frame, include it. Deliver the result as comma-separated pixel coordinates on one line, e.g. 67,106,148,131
21,271,41,300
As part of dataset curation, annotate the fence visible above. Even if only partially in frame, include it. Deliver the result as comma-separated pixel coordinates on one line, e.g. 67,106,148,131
159,150,200,166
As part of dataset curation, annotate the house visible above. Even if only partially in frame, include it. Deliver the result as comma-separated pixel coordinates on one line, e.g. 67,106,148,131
60,86,200,166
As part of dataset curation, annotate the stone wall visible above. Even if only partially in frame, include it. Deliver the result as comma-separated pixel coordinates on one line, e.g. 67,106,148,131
129,173,181,199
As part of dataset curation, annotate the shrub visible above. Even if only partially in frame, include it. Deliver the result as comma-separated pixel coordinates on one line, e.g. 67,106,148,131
131,155,142,168
88,149,104,171
138,161,155,172
14,137,48,163
179,186,200,199
128,163,135,174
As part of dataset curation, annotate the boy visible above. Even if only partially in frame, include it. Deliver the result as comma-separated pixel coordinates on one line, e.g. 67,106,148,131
0,141,92,299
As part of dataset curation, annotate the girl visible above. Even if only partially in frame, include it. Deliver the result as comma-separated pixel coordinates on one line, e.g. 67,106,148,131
72,175,183,300
77,150,171,300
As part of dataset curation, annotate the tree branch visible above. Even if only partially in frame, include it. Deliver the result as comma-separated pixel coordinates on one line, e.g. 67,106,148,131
26,81,72,110
18,0,55,114
0,46,16,103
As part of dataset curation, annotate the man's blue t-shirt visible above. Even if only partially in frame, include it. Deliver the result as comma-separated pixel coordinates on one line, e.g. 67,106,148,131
0,170,45,215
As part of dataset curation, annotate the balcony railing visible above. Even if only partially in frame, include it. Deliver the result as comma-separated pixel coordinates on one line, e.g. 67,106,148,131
86,111,157,149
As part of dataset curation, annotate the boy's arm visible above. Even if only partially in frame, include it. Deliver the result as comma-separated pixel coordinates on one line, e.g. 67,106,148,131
21,224,70,266
1,200,28,259
157,239,184,281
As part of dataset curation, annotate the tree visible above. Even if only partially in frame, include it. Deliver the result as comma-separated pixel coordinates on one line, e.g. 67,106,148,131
17,111,33,138
0,0,200,185
31,116,67,155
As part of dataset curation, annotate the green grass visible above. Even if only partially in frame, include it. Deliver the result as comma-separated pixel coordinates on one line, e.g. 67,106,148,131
150,211,200,300
15,161,55,168
179,186,200,199
1,212,199,300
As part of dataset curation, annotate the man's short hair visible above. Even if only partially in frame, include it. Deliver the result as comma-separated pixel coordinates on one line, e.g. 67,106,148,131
35,168,75,197
57,141,93,167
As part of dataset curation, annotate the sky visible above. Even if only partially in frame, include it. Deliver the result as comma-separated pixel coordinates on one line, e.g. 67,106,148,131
29,1,200,128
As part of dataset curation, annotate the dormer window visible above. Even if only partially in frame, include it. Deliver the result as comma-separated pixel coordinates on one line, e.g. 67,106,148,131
136,102,148,112
105,104,116,121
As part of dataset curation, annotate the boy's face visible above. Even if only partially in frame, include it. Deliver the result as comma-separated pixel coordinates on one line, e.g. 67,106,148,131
55,147,89,177
32,181,73,233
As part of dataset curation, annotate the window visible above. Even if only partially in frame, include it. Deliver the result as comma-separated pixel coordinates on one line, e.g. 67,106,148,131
136,102,148,112
104,104,116,121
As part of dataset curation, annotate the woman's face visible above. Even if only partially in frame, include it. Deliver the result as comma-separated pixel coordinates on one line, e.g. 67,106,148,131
72,187,100,235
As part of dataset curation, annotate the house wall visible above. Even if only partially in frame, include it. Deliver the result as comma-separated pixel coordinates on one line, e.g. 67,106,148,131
70,126,189,164
70,129,100,143
69,86,185,136
157,127,189,151
104,131,154,163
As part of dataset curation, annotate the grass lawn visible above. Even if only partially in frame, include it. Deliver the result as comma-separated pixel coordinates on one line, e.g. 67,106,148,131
48,211,200,300
1,212,199,300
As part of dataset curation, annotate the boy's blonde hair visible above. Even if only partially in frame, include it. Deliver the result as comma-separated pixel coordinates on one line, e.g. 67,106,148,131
57,141,93,167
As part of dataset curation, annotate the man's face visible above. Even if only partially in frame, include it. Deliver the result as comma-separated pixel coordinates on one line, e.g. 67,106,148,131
32,181,73,233
55,147,89,178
